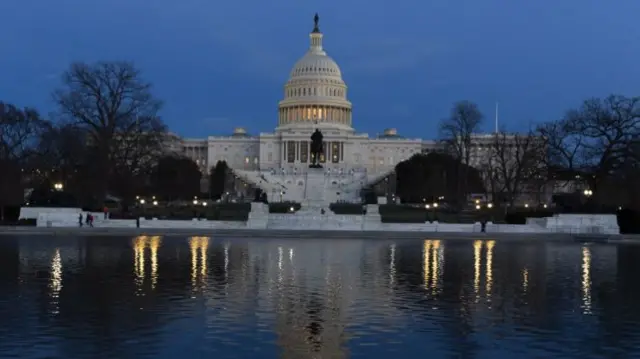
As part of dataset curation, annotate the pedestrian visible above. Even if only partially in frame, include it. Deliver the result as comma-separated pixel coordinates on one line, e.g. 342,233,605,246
85,213,90,226
103,206,109,220
78,213,83,227
87,214,94,227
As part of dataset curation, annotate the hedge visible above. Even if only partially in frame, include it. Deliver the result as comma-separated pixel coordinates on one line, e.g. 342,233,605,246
330,203,364,215
0,218,37,226
269,202,301,213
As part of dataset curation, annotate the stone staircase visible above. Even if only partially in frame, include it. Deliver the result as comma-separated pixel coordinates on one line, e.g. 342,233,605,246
303,169,327,209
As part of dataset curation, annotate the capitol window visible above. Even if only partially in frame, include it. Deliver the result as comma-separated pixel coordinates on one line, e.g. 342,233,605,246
245,157,250,164
287,142,295,163
300,141,309,163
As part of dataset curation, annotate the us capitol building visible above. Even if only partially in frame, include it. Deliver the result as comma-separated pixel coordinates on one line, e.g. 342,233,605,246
176,15,494,203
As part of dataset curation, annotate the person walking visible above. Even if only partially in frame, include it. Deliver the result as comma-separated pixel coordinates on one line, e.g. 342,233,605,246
78,213,83,227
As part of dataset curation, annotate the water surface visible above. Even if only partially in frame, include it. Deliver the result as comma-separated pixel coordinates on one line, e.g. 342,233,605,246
0,236,639,358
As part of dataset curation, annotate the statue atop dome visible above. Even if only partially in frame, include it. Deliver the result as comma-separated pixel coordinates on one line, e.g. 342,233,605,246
312,13,320,33
309,128,324,168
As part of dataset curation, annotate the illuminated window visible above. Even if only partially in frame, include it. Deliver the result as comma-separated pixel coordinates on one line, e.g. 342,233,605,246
244,157,250,164
331,142,340,163
254,157,258,164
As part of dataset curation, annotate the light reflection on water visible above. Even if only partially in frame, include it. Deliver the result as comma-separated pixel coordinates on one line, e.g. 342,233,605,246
48,248,62,315
0,236,638,358
582,245,592,314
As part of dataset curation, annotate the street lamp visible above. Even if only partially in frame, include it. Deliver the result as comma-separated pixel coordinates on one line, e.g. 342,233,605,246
193,200,199,205
583,189,593,197
475,205,481,210
53,182,63,191
153,200,158,206
524,203,529,208
433,203,438,208
140,199,146,205
487,203,493,209
202,202,207,206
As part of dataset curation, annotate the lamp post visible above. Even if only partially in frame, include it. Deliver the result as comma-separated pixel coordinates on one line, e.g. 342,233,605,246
53,182,64,191
432,202,438,222
139,198,146,218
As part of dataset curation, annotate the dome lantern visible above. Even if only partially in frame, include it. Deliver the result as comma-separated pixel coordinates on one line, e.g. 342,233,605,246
309,13,324,53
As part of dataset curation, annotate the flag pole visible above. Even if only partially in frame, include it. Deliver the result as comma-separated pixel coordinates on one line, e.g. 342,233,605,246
494,102,499,133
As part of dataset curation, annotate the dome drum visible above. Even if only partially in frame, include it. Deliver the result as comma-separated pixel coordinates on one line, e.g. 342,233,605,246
278,104,352,128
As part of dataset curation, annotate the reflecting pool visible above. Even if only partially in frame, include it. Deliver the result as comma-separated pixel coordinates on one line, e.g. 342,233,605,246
0,236,638,358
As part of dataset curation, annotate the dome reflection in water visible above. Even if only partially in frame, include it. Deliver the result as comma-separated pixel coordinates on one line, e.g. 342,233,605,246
0,236,639,358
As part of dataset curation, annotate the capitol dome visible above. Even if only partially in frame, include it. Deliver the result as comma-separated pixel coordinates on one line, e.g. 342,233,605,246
277,14,353,131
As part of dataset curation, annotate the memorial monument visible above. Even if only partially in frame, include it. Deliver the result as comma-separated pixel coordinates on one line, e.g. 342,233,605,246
309,128,324,168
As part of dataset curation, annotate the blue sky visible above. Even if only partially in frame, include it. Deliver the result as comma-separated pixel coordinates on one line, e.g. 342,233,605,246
1,0,639,138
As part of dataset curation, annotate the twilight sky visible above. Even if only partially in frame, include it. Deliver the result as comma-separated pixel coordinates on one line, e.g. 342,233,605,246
1,0,639,138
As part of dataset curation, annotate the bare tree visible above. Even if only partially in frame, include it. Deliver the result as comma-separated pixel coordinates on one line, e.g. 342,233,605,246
486,130,546,207
53,61,167,204
0,102,45,220
439,101,483,206
0,102,44,162
536,95,640,208
570,95,640,187
537,117,585,172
